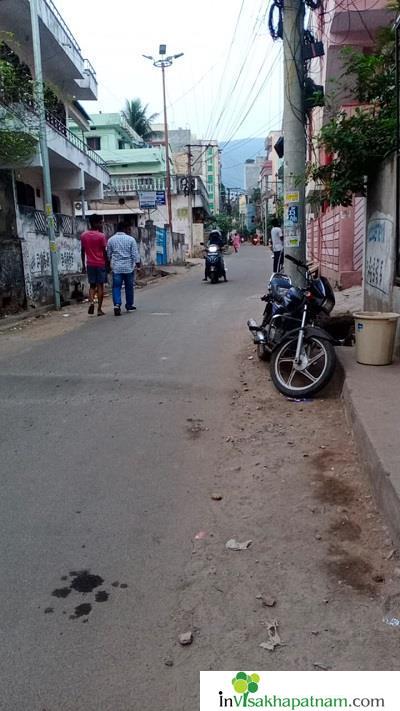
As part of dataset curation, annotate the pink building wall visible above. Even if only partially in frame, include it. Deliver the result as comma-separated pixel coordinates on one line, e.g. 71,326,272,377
306,0,392,288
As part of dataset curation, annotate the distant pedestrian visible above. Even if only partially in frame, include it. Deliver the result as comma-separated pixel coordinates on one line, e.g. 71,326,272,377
107,222,141,316
232,232,241,253
270,218,284,272
81,214,107,316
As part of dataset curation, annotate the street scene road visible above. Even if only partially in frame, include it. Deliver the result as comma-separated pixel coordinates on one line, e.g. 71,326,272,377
0,247,399,710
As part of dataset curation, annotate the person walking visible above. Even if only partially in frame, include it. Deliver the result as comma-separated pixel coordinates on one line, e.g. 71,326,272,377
232,232,241,253
81,214,107,316
107,222,140,316
270,218,284,272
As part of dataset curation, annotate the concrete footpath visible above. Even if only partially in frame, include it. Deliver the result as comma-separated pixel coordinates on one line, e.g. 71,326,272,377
337,347,400,545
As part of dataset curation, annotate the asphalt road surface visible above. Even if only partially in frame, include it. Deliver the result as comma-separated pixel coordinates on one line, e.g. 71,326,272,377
1,246,399,711
0,247,271,709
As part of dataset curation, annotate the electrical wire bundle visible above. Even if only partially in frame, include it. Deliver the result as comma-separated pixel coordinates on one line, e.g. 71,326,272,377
268,0,322,42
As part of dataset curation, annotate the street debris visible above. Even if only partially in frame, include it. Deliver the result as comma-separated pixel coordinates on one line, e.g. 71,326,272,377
387,549,396,560
260,620,282,651
383,593,400,627
225,539,252,551
286,397,313,403
179,631,193,646
313,663,331,671
194,531,207,540
248,356,254,360
63,314,70,318
164,658,174,666
211,493,223,501
256,594,276,608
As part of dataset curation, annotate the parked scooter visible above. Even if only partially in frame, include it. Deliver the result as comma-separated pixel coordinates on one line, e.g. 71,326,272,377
248,254,338,397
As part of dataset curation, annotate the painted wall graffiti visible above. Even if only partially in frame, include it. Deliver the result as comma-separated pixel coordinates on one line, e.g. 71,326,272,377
24,232,82,276
365,215,393,296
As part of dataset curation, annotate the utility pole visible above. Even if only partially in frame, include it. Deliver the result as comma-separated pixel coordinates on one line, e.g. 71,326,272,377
161,63,173,238
29,0,61,309
143,47,184,240
186,144,193,255
282,0,306,284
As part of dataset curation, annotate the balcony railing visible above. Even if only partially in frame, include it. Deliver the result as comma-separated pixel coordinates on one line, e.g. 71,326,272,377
19,206,86,236
45,0,82,56
3,96,109,172
106,176,176,194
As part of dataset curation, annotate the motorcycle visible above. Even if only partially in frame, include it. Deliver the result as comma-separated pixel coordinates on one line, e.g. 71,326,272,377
204,244,227,284
247,254,338,397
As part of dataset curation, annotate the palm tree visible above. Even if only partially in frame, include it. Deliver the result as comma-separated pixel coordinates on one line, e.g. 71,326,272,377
124,99,159,141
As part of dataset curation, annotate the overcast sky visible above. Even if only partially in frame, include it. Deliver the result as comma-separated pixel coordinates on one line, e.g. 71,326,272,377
55,0,283,147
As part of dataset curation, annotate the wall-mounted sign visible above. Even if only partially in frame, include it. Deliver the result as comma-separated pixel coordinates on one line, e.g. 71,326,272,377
284,228,301,248
139,191,156,209
285,191,300,203
155,190,166,205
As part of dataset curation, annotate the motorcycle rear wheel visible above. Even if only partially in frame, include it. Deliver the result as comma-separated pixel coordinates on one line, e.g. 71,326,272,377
270,336,336,397
210,273,218,284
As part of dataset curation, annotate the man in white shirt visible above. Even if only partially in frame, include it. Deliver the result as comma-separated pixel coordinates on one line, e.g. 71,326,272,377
107,222,141,316
270,218,284,272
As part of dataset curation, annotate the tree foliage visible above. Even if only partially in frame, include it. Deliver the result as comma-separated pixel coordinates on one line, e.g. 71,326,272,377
206,212,233,237
124,98,159,141
0,42,37,165
307,29,396,207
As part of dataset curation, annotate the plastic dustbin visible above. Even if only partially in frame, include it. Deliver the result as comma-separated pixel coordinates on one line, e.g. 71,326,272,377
353,311,400,365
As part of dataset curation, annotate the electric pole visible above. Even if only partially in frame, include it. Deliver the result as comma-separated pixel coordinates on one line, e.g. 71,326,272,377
186,144,193,255
282,0,306,283
29,0,61,309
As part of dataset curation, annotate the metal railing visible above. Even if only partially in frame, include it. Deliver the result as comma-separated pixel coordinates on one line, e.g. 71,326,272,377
44,0,82,55
83,58,97,78
18,206,85,236
106,176,176,193
18,97,109,172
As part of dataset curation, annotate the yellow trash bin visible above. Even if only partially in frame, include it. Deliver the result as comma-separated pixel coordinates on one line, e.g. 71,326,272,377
353,311,400,365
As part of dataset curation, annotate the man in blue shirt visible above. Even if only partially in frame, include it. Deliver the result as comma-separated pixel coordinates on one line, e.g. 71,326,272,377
107,222,141,316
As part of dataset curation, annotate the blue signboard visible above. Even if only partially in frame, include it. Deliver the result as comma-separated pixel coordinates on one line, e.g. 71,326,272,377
156,191,166,205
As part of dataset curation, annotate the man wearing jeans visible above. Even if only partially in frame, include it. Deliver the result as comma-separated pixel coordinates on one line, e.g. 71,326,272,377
107,222,140,316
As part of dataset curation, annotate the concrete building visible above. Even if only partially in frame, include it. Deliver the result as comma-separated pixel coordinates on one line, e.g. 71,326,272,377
306,0,393,288
74,114,209,257
0,0,109,310
259,131,283,240
150,124,191,153
244,156,264,195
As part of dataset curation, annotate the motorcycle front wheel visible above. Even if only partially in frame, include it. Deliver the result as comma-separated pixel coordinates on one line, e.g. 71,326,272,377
270,335,336,397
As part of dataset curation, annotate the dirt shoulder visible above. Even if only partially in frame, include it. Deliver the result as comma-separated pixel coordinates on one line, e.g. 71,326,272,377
173,342,400,675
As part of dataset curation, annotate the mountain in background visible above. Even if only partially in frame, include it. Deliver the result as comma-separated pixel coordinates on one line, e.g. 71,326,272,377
221,138,265,189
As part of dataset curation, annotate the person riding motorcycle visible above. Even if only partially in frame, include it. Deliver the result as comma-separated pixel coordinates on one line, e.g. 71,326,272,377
203,229,227,281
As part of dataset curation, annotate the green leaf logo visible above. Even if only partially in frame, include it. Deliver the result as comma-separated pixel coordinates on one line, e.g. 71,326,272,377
232,672,260,705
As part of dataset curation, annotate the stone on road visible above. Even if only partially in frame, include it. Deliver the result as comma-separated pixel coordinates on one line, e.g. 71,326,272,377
0,246,398,710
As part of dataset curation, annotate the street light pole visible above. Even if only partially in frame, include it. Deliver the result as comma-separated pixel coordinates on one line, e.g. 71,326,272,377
143,47,184,241
161,63,173,238
29,0,61,309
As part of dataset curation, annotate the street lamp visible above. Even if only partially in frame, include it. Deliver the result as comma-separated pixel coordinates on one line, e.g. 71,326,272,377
143,46,184,239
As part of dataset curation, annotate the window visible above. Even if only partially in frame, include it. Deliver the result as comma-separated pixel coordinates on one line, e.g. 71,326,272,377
52,194,61,214
118,140,125,150
16,181,35,208
87,136,101,150
207,175,213,183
